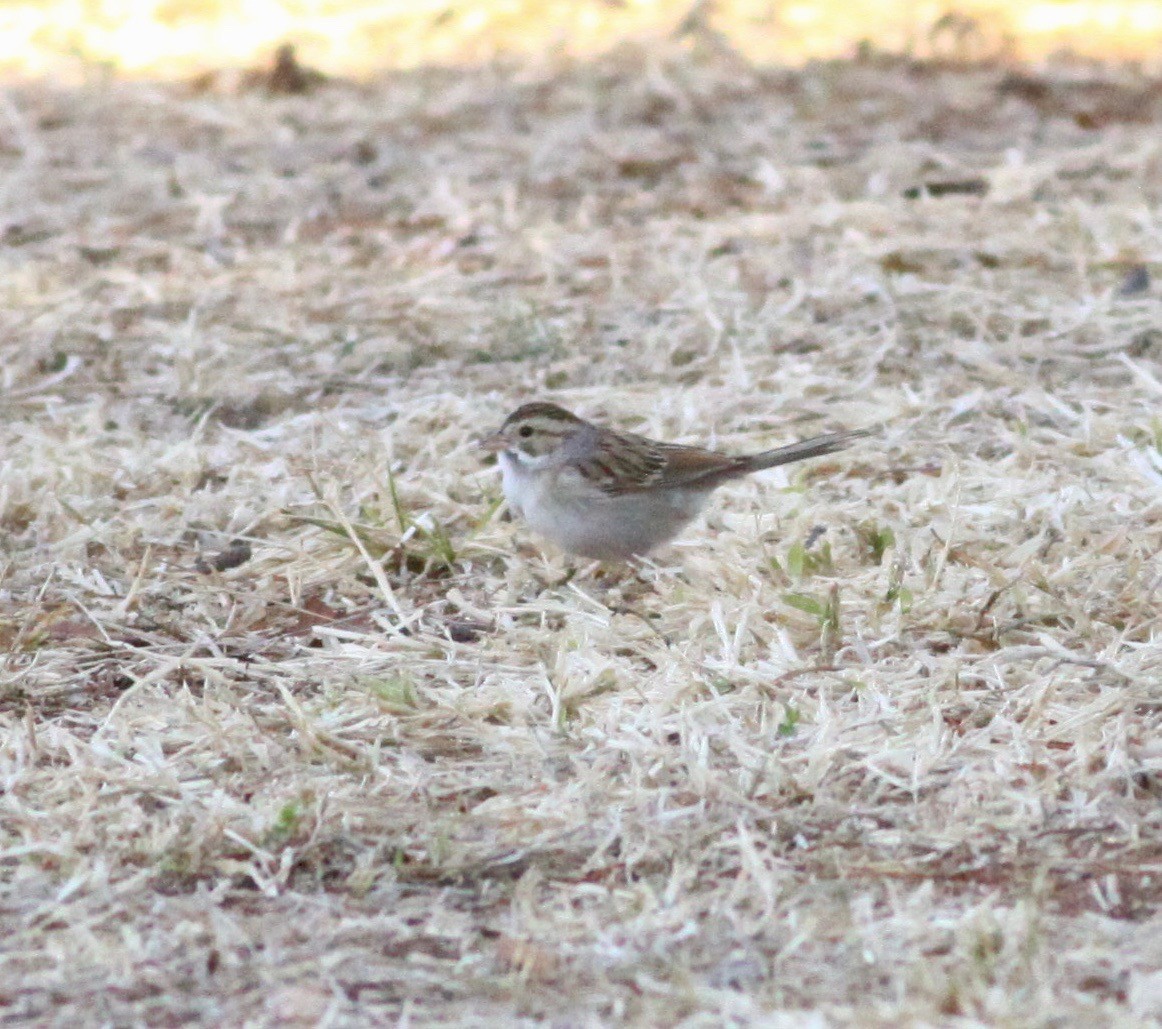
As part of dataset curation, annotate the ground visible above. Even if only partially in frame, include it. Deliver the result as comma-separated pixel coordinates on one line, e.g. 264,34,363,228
2,37,1162,1026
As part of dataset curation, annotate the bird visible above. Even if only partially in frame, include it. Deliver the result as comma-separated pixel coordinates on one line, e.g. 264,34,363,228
481,402,870,561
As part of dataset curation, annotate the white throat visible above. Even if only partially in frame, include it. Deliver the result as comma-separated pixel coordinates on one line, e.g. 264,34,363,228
507,447,556,471
498,449,540,516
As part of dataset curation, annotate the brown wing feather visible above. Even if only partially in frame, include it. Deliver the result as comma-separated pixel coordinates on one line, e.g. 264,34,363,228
580,430,667,495
583,429,743,495
576,424,869,496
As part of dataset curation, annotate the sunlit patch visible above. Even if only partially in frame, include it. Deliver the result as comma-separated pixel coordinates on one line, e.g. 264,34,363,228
3,0,1162,81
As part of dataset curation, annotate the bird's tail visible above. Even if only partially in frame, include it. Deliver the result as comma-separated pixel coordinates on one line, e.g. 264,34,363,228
741,427,874,472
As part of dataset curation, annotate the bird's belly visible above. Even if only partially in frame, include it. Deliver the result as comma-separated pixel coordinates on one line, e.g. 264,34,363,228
526,484,705,561
500,452,706,560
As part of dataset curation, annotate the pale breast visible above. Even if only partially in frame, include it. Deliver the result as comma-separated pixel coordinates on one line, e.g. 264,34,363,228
498,451,532,517
503,455,707,558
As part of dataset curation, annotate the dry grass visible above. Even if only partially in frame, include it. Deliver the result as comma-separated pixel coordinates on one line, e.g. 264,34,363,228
2,39,1162,1025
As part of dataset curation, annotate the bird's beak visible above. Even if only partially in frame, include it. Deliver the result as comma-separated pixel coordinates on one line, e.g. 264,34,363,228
478,431,507,454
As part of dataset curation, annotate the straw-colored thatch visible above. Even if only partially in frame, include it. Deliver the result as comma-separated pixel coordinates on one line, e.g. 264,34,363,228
2,41,1161,1024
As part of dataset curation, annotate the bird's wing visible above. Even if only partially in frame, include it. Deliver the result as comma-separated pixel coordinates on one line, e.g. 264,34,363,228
574,430,742,495
563,423,871,496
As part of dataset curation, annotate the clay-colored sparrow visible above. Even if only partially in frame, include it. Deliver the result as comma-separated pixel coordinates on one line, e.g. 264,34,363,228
482,402,870,561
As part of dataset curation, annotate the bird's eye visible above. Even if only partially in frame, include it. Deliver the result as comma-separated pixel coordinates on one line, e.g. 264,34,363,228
519,425,534,438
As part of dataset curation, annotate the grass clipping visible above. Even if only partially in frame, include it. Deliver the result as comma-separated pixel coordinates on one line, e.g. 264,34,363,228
2,47,1162,1024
